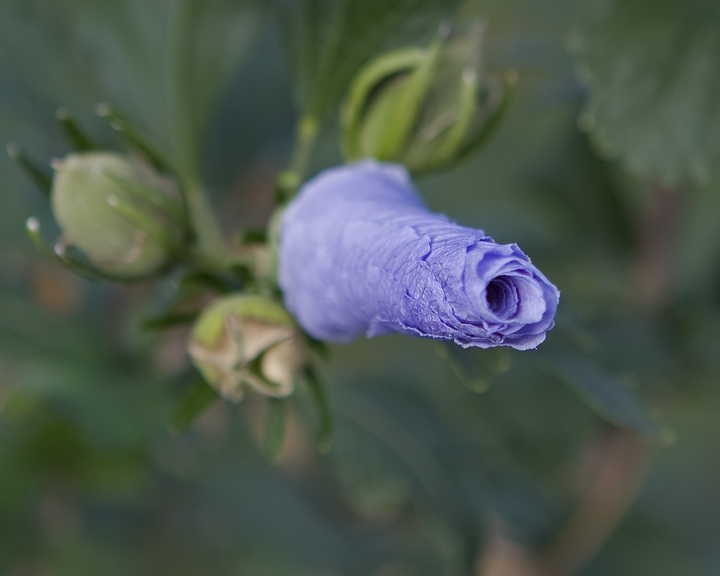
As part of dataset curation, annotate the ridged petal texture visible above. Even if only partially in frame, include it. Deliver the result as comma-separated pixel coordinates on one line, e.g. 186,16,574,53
279,161,559,350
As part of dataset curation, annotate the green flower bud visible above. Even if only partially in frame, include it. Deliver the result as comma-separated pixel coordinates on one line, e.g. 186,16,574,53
51,152,185,278
188,295,302,402
341,21,514,175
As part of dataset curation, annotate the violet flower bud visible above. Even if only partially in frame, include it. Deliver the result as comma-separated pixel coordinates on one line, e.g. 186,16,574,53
278,161,559,351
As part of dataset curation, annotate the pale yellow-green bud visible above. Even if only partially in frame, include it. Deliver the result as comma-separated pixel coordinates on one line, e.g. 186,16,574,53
187,295,302,402
341,20,513,175
51,152,184,278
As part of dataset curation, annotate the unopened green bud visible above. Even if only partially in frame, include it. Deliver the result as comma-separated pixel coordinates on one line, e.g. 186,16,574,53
341,21,513,175
188,295,302,402
51,152,185,278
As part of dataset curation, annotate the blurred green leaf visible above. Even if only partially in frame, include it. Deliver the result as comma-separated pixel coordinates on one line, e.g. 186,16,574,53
333,384,479,575
169,377,219,433
543,352,662,438
0,288,103,360
330,415,411,520
75,0,267,175
276,0,463,119
676,175,720,296
572,0,720,186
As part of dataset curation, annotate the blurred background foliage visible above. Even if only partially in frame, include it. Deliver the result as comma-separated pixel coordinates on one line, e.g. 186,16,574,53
1,0,720,575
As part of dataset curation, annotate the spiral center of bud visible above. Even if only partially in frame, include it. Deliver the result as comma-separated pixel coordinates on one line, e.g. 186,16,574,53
485,276,518,320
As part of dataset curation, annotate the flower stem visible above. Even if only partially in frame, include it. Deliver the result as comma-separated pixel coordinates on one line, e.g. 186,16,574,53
275,114,320,203
184,178,223,251
182,175,250,271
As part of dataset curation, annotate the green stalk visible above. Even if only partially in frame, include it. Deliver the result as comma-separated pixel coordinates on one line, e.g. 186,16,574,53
265,114,321,285
166,0,233,267
183,176,232,262
276,114,320,203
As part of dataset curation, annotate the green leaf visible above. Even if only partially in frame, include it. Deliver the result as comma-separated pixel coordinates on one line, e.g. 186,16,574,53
77,0,267,177
169,377,219,434
542,353,662,438
675,174,720,296
333,384,478,574
572,0,720,187
277,0,463,119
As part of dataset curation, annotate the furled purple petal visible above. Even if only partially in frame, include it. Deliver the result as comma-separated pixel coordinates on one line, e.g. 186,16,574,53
278,160,560,351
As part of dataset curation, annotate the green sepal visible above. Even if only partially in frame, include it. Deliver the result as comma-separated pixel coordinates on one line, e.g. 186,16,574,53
55,108,95,151
24,217,151,284
453,69,518,166
95,103,172,174
340,19,515,175
366,28,447,161
6,143,52,197
407,68,517,176
103,172,186,225
341,47,426,161
419,68,479,171
303,366,334,453
105,193,180,255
